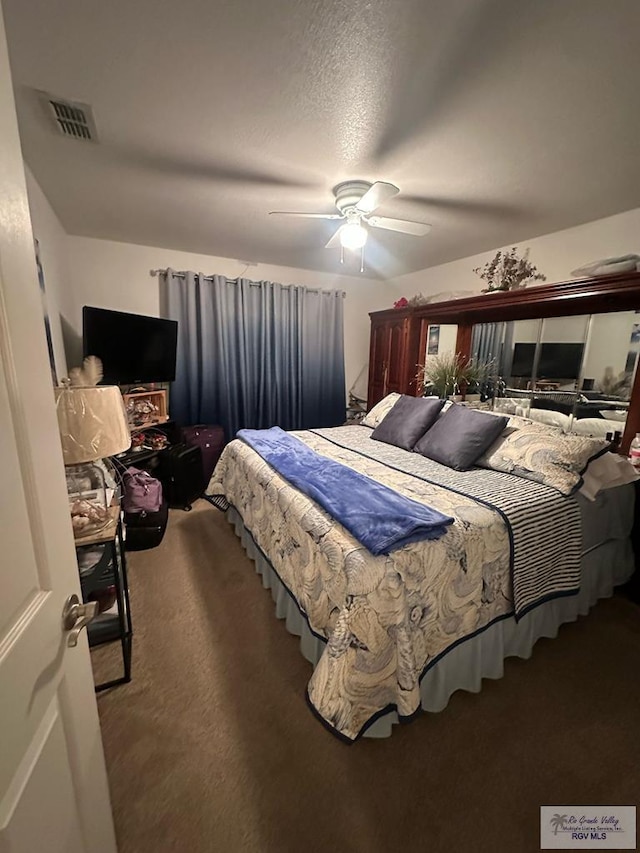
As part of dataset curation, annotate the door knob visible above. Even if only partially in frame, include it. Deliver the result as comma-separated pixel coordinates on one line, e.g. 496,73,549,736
62,594,99,648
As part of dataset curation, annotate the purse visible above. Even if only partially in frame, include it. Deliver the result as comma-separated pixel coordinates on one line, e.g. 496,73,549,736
123,467,163,514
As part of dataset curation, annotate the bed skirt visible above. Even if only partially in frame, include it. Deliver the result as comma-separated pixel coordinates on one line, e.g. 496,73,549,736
226,507,635,738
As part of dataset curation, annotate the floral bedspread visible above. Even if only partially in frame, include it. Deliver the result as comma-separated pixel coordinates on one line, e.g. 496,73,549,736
207,426,578,740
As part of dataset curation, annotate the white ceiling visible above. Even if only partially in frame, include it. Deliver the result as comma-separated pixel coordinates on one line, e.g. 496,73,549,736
4,0,640,279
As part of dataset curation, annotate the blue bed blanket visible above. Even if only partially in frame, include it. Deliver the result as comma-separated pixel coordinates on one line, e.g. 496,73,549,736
237,427,454,555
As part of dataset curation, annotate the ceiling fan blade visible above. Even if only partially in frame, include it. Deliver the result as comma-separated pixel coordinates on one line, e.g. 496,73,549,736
355,182,400,215
269,211,343,219
325,227,345,249
400,195,520,218
372,0,517,159
367,216,432,236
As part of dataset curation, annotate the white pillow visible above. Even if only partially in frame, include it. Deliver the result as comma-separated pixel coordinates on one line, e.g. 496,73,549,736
484,410,558,432
579,452,638,501
526,408,572,431
571,418,621,438
361,393,401,428
492,397,519,415
600,409,627,423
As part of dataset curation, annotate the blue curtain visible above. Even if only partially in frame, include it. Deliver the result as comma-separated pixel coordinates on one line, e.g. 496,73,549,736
471,321,504,366
163,271,346,439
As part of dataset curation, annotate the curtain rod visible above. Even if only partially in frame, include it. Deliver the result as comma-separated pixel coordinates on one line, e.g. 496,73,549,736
150,268,217,282
149,268,346,296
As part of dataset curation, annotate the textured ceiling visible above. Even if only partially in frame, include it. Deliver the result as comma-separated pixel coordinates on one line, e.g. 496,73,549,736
4,0,640,279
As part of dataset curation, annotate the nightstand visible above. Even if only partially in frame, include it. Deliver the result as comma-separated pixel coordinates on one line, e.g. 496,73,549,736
75,503,133,691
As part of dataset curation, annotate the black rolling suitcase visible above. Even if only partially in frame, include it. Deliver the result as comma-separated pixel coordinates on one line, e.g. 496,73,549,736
124,500,169,551
156,444,204,510
181,425,225,488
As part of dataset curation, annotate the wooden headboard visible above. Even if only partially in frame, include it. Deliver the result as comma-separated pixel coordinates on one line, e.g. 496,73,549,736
369,270,640,452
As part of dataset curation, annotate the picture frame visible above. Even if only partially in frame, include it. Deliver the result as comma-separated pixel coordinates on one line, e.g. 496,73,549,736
427,324,440,355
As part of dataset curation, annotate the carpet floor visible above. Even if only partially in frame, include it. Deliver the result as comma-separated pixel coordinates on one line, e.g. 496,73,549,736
92,501,640,853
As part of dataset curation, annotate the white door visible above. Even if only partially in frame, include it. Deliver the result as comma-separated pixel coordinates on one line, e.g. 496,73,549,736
0,6,118,852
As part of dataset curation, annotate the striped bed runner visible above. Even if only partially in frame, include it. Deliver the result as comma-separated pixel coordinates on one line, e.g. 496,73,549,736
308,426,583,620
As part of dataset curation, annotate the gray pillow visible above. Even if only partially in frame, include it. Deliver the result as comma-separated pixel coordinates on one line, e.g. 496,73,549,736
371,396,444,451
414,404,508,470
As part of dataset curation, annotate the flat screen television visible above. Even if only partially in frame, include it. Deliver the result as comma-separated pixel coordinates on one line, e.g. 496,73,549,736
510,342,536,377
82,306,178,385
510,342,584,380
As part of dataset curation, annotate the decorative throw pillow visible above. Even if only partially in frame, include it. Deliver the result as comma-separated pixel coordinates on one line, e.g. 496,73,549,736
371,396,444,451
414,404,509,471
476,425,609,495
361,393,401,428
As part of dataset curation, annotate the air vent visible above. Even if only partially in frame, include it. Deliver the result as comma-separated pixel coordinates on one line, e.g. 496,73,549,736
38,91,98,142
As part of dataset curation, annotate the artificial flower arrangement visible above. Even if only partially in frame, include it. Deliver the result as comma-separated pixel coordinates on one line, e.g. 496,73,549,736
473,247,546,292
394,293,432,309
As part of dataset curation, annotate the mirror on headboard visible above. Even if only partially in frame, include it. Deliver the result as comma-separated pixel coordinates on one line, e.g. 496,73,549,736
472,310,639,438
393,270,640,450
419,323,460,395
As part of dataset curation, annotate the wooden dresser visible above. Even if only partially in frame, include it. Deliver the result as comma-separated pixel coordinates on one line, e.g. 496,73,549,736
367,309,421,405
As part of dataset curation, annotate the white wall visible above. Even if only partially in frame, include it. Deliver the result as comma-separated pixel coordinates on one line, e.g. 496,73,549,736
390,206,640,300
62,235,392,395
25,168,69,378
583,312,637,385
28,163,640,405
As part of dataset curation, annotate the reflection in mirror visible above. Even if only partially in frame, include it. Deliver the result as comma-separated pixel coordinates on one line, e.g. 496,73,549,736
426,323,458,358
421,324,460,398
521,315,590,431
570,311,639,439
472,312,640,439
472,319,542,414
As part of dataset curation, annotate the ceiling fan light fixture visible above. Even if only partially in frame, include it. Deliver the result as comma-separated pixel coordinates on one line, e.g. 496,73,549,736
339,221,368,250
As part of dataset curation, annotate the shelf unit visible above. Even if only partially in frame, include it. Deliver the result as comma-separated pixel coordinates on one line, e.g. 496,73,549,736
123,388,168,430
76,503,133,691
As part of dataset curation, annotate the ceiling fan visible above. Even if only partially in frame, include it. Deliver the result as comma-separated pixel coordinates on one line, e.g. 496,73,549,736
269,180,431,269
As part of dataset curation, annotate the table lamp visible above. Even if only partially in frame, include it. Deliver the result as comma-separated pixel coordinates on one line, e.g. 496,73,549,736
55,357,131,538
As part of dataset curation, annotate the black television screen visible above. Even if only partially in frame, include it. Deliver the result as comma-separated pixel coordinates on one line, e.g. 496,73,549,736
510,342,535,377
537,343,584,380
509,341,584,380
83,307,178,384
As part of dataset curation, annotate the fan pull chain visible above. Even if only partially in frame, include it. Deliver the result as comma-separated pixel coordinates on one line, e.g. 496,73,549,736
360,246,365,273
340,245,344,265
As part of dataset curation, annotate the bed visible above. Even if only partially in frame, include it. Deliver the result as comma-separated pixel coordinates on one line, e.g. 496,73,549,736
206,415,636,742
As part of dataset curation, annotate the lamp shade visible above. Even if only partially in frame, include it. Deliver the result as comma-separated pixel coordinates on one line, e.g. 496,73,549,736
55,385,131,464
